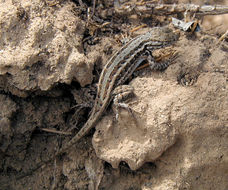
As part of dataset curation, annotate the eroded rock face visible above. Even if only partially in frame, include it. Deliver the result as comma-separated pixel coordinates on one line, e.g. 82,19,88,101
93,79,180,170
0,0,93,95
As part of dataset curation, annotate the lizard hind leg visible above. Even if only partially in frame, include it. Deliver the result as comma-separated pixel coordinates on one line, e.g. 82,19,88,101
112,85,135,121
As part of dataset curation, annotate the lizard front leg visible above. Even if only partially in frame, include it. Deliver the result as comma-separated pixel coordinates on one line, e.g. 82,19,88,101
145,49,173,71
112,85,134,121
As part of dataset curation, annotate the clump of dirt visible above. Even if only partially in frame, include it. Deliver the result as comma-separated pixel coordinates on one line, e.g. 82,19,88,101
0,0,227,190
0,0,93,95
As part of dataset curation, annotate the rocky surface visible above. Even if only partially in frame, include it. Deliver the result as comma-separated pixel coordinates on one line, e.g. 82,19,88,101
0,0,227,190
0,0,93,96
93,38,228,189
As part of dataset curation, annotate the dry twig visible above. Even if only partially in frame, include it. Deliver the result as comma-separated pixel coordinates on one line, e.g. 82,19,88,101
40,128,72,135
116,3,228,16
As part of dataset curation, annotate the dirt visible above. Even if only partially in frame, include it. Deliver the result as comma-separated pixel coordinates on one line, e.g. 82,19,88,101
0,0,227,190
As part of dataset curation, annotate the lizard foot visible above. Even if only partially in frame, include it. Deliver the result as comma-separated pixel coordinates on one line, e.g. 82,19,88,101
112,85,135,121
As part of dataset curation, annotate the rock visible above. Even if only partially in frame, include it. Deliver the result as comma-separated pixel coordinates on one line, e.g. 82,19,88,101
0,0,93,96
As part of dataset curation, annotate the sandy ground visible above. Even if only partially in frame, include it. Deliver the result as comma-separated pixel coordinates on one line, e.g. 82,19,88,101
0,0,227,189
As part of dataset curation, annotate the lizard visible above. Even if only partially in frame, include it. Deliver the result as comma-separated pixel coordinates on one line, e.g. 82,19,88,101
19,26,179,178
